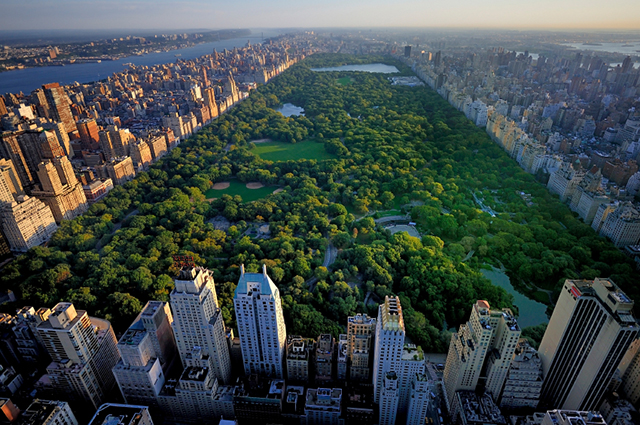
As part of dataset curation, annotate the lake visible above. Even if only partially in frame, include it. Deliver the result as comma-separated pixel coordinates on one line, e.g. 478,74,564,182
481,266,548,329
0,29,283,95
276,103,305,117
310,63,400,73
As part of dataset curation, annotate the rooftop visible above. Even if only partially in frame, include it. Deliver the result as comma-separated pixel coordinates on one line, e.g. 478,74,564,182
88,403,151,425
456,391,506,425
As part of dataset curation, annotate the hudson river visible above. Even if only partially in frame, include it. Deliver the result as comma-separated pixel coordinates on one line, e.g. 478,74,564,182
0,29,283,95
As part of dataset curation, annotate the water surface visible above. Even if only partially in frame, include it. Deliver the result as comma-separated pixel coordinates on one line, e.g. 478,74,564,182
311,63,400,73
276,103,305,117
481,267,548,329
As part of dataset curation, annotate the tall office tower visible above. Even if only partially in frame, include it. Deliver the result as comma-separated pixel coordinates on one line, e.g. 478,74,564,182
30,89,51,118
404,46,412,58
379,372,400,425
500,339,544,408
347,313,376,381
42,83,77,134
113,301,177,408
0,159,57,252
0,96,7,116
539,278,638,410
33,158,88,223
443,300,520,408
77,118,100,150
171,267,231,384
37,303,120,409
21,399,78,425
286,335,314,382
373,296,405,404
316,334,335,384
619,339,640,405
406,373,431,425
234,264,287,378
0,132,34,189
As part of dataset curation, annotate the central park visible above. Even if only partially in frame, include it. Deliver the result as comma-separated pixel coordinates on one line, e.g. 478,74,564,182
2,53,637,352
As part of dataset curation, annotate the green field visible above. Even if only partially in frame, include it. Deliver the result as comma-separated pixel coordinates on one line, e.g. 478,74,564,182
337,77,353,85
205,180,276,202
252,139,337,162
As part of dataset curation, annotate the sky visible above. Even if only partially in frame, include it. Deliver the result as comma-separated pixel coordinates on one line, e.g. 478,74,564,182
1,0,640,31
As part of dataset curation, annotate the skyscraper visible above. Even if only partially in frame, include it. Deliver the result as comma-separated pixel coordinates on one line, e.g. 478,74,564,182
36,303,120,409
539,278,638,410
32,157,88,224
42,83,77,134
372,296,405,404
234,264,287,378
112,301,177,408
406,373,431,425
77,118,100,150
170,267,231,384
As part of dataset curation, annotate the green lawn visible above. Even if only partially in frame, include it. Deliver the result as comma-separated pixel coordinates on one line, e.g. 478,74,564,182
337,77,353,85
252,139,337,162
205,180,276,202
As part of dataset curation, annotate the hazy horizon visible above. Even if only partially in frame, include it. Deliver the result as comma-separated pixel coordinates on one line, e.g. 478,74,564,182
2,0,640,32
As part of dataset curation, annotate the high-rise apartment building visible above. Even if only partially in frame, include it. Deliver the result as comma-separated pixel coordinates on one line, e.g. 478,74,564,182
105,156,135,186
130,141,152,172
42,83,77,134
337,334,348,381
21,399,78,425
113,301,177,408
0,158,57,252
379,372,400,425
77,118,100,150
286,335,314,382
373,296,405,405
592,202,640,248
36,303,120,409
443,300,520,408
619,339,640,405
500,339,544,408
171,267,231,384
234,265,287,378
539,278,638,410
347,313,376,381
406,373,431,425
304,388,342,425
88,403,154,425
33,157,88,223
316,334,334,384
0,132,34,189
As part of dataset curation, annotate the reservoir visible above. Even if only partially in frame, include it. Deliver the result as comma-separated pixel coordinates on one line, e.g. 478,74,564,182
311,63,400,73
481,267,549,329
0,29,283,95
276,103,305,117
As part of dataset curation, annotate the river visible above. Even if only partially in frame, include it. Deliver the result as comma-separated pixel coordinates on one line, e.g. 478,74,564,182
0,29,283,95
480,267,549,329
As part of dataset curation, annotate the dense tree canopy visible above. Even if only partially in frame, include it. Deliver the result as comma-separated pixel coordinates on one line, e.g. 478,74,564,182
2,53,637,350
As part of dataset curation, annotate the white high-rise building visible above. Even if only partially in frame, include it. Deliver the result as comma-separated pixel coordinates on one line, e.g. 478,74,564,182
442,300,520,409
373,296,405,404
379,372,400,425
406,373,431,425
37,303,120,409
347,313,376,381
171,267,231,384
539,278,638,410
234,264,287,378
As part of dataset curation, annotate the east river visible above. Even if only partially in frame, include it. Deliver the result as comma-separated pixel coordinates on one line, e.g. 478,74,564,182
0,29,283,95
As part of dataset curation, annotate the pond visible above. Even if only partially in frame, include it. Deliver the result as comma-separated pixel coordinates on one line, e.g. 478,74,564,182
275,103,305,117
481,267,549,329
310,63,400,73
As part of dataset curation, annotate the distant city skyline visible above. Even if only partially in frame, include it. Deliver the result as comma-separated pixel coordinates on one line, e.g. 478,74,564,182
2,0,640,31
